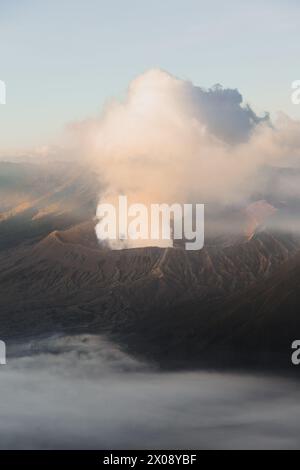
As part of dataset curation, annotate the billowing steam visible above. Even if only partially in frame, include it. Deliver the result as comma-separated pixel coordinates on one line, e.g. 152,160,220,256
66,69,300,247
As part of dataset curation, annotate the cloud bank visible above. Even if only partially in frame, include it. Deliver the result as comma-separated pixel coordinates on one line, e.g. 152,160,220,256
67,69,300,204
2,334,300,450
62,69,300,247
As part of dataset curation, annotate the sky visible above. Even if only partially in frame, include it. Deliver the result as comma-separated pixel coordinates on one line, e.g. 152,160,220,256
0,0,299,151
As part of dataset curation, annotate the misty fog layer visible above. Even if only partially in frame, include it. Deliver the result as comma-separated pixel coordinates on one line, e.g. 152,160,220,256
0,334,300,450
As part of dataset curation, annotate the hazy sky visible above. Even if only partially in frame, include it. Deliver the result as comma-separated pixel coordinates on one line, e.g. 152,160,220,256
0,0,299,151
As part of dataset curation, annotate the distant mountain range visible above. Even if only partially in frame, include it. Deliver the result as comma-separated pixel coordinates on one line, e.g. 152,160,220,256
0,160,300,373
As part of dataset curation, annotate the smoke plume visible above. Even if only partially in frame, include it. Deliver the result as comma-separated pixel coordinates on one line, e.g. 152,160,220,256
65,69,300,246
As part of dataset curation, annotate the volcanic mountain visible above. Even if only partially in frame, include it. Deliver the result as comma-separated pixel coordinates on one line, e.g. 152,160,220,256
0,160,299,372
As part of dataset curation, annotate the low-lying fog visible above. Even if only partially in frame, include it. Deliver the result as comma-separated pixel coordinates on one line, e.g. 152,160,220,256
0,334,299,450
